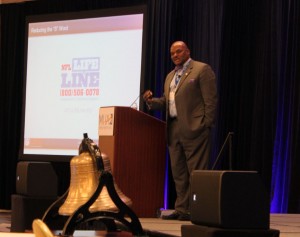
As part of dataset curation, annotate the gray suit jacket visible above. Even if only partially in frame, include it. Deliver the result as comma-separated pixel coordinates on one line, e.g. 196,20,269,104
151,60,218,139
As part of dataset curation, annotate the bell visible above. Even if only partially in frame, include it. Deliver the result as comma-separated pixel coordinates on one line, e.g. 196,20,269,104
58,152,132,216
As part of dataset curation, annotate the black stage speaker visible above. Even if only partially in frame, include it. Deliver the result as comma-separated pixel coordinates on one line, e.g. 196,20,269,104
16,161,58,197
190,170,270,229
11,194,58,232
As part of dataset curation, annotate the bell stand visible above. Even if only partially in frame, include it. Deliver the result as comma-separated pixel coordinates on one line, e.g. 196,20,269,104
42,134,146,237
211,132,234,170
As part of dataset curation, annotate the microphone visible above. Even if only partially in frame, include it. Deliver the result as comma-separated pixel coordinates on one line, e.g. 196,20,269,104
130,90,146,109
130,94,141,109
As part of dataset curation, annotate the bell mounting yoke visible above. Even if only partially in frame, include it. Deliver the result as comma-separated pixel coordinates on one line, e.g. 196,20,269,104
42,133,145,236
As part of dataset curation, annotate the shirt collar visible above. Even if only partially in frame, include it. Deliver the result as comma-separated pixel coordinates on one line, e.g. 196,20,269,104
174,58,191,72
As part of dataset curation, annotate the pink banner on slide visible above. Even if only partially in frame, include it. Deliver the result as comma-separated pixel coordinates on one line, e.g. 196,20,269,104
25,138,82,150
29,14,143,37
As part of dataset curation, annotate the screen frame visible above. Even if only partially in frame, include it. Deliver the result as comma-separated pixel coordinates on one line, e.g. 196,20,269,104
19,5,147,162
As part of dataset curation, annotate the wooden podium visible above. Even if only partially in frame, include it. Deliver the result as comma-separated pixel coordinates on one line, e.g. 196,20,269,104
98,106,166,217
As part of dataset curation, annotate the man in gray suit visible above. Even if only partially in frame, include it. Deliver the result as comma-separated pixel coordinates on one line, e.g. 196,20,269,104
143,41,218,221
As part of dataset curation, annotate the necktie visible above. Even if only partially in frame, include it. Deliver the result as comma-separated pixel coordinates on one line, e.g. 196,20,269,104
174,65,183,86
175,73,181,85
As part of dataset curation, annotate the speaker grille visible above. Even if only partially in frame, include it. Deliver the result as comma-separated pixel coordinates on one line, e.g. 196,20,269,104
16,162,58,197
190,170,270,229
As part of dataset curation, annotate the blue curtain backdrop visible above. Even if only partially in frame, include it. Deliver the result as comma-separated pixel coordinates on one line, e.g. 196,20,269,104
270,0,300,212
1,0,300,213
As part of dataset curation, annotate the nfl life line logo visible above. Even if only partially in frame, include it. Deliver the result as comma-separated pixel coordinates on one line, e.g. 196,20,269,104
60,57,100,97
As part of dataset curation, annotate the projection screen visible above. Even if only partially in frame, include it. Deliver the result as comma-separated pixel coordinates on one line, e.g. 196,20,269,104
20,6,147,161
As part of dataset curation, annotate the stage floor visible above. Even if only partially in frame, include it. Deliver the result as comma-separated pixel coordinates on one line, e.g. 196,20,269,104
1,210,300,237
139,214,300,237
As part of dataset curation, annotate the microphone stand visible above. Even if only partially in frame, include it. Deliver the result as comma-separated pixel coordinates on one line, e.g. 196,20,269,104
212,132,234,170
130,90,147,109
129,94,141,108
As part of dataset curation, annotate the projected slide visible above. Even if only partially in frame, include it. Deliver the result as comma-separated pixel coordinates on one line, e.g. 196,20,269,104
23,12,144,157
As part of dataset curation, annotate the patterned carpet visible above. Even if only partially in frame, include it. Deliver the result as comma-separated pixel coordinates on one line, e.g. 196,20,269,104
0,210,11,232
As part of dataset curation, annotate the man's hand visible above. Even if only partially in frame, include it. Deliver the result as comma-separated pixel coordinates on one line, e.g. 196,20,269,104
143,90,153,109
143,90,153,103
